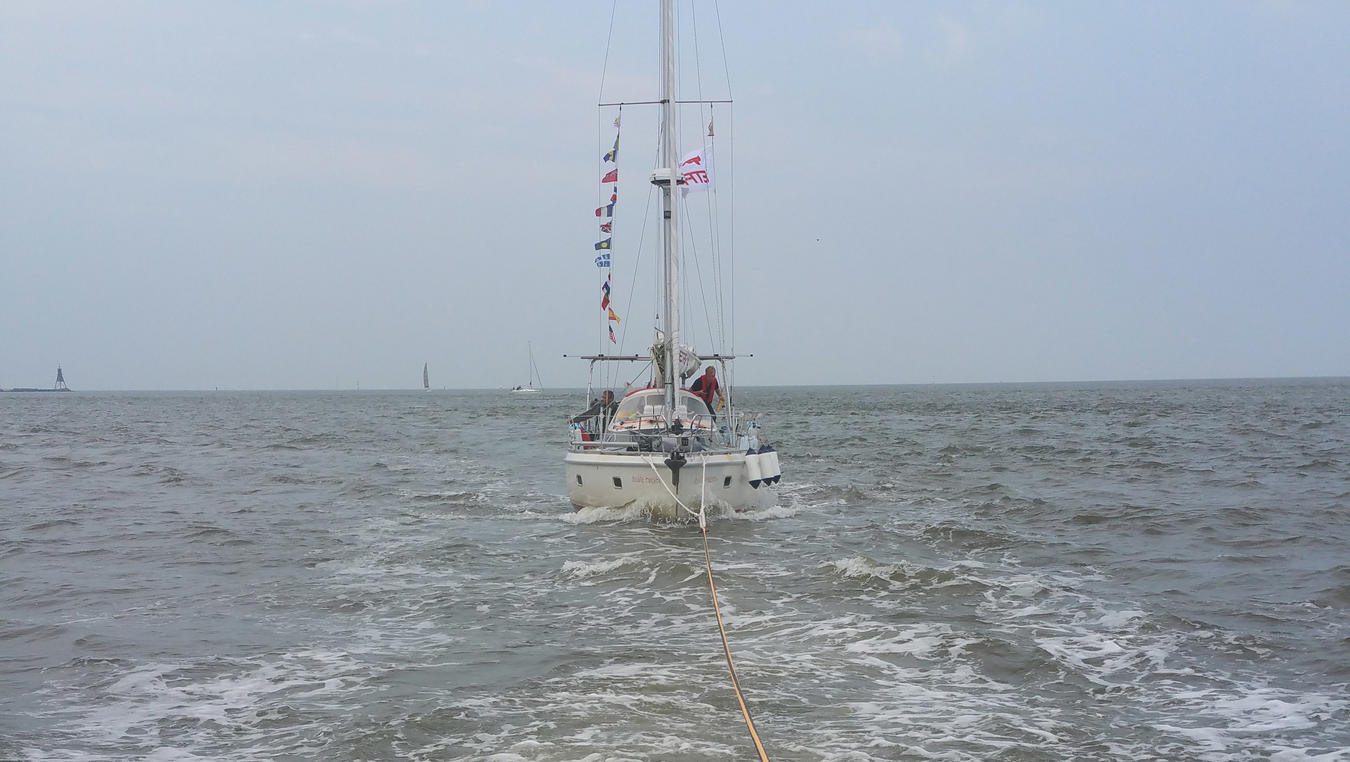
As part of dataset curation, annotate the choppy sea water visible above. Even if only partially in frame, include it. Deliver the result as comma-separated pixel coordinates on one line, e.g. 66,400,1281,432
2,380,1348,761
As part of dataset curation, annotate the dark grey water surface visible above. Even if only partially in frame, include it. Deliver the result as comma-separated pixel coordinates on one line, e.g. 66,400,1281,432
2,380,1348,761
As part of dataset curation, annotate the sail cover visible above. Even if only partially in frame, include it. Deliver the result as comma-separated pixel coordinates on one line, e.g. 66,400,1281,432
650,329,700,386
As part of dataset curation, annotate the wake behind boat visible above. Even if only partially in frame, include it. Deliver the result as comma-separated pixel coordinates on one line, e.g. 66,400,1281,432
563,0,780,518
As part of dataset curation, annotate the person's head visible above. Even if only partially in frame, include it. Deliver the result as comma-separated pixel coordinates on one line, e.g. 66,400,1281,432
600,390,614,404
704,366,716,378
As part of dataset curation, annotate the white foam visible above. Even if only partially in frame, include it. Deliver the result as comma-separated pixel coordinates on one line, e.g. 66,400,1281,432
822,555,912,581
845,632,950,658
142,748,212,762
560,503,647,524
729,502,799,521
51,648,381,760
560,556,636,579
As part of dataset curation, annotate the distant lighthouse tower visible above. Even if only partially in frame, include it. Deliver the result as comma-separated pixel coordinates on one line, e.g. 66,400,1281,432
54,366,69,391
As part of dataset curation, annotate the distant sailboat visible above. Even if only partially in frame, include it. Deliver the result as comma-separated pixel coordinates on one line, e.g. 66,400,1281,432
511,343,543,393
423,363,430,391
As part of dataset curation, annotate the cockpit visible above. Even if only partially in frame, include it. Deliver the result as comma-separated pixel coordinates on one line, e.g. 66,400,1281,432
609,388,714,432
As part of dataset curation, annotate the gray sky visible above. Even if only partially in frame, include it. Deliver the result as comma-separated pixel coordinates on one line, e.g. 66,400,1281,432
3,1,1347,390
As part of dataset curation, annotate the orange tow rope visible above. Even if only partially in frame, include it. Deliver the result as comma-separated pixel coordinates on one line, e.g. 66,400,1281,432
699,521,771,761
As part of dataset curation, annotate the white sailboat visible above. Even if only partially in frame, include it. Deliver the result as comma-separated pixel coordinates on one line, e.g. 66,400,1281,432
563,0,780,518
511,342,543,393
423,363,429,391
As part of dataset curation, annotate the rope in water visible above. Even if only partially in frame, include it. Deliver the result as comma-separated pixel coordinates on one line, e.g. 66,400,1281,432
697,510,770,760
640,456,771,760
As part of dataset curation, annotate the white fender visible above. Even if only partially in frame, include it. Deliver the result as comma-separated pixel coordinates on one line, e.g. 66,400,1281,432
745,447,763,489
759,445,780,485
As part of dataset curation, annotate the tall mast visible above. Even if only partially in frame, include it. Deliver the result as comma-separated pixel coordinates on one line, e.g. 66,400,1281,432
658,0,681,418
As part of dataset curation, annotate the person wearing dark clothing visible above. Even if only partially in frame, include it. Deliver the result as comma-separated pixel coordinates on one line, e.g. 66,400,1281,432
568,390,618,432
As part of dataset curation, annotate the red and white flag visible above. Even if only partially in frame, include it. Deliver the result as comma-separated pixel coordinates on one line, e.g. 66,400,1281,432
679,146,712,193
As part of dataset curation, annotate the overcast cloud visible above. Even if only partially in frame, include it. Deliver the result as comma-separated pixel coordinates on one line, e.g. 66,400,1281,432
2,1,1347,390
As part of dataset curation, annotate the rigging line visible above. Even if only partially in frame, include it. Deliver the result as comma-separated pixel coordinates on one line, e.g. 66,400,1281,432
726,107,736,362
598,0,619,104
607,105,625,387
640,130,666,350
622,362,653,394
620,139,661,365
688,0,726,361
598,106,624,374
678,193,719,352
704,105,726,347
712,107,729,346
687,0,725,345
680,0,717,341
713,0,734,102
680,139,724,354
596,113,605,361
688,0,707,127
683,0,722,353
709,0,736,359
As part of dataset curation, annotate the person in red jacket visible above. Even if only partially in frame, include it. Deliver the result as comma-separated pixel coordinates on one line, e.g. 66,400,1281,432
689,366,725,418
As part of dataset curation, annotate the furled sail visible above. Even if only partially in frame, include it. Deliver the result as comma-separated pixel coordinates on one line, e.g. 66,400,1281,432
650,329,700,386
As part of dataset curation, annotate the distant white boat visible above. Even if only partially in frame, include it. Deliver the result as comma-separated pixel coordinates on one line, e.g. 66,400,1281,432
423,363,430,391
511,343,543,393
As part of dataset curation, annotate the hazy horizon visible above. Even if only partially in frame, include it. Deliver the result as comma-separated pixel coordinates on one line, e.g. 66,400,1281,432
5,373,1347,395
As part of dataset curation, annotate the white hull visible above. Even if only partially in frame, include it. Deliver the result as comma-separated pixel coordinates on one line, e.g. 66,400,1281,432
565,449,774,517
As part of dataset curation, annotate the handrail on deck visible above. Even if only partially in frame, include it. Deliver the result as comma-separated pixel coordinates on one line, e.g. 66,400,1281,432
567,409,746,454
